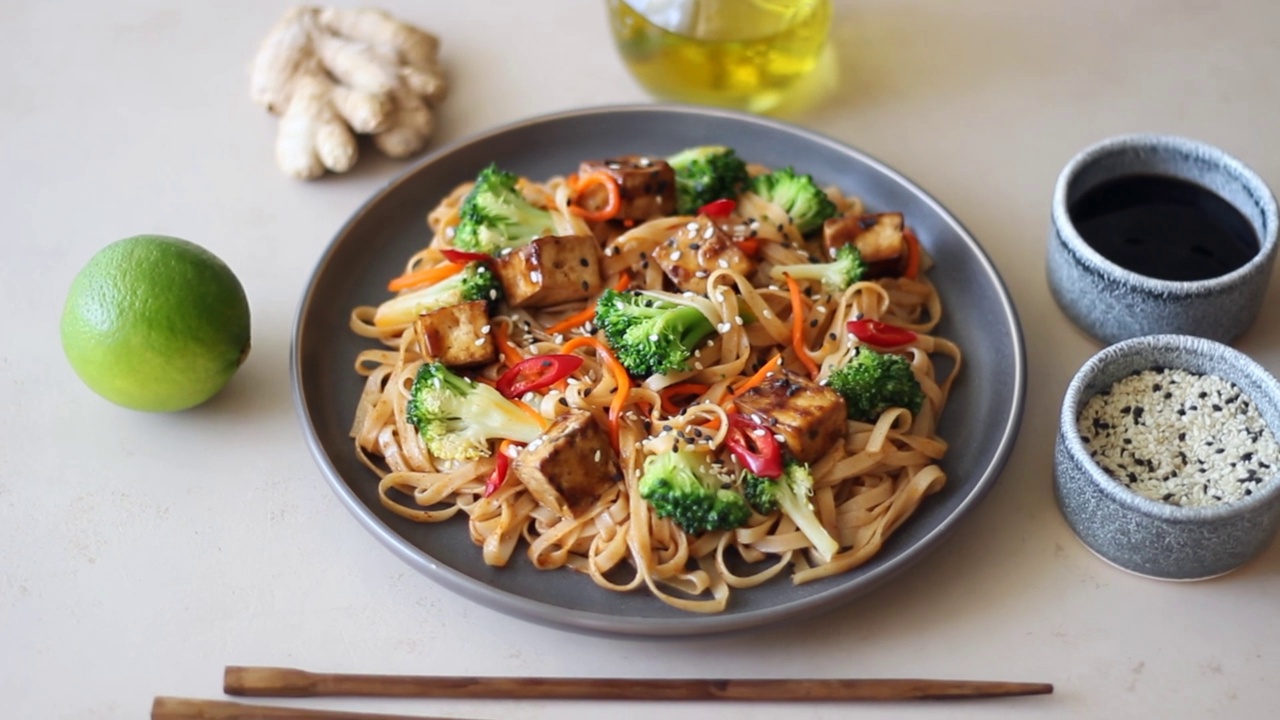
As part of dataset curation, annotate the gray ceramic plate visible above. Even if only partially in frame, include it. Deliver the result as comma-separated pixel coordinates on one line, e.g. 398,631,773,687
292,105,1026,636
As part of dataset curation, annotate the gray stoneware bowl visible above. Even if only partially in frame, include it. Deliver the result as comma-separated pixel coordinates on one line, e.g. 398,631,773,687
1046,134,1278,345
1055,334,1280,580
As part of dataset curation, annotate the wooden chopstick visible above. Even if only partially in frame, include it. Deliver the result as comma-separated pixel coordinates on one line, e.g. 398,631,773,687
224,666,1053,701
151,696,463,720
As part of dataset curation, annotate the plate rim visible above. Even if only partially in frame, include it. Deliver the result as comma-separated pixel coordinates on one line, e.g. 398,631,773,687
290,103,1027,636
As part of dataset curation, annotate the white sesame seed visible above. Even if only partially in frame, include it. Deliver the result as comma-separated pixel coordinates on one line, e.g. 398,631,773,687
481,324,492,334
474,338,486,346
703,225,716,239
670,250,682,261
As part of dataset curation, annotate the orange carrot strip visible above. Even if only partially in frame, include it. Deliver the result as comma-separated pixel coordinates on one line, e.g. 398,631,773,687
562,336,631,448
493,322,524,368
723,353,783,407
785,275,820,377
659,383,711,415
569,171,622,222
903,229,922,279
737,237,760,257
511,397,551,431
387,261,464,293
544,272,632,336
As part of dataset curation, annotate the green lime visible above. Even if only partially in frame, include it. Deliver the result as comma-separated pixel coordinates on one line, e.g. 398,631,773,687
60,235,252,412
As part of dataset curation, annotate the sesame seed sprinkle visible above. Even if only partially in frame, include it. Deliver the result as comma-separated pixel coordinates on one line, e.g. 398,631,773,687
1078,368,1280,507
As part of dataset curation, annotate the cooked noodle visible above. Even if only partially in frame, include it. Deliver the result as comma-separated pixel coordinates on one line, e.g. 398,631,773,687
348,160,961,613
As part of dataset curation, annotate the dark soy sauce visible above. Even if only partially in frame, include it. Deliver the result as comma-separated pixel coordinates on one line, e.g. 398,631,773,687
1069,174,1258,281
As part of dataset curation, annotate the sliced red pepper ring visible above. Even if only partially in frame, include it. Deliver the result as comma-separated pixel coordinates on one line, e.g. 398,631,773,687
483,450,510,497
441,248,492,264
847,318,917,348
725,413,784,479
495,354,584,399
697,198,738,217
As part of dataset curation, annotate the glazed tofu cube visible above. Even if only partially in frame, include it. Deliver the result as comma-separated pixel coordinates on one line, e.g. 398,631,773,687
651,215,756,295
494,235,603,308
578,156,676,221
513,409,621,518
823,213,907,278
414,300,495,368
733,370,847,463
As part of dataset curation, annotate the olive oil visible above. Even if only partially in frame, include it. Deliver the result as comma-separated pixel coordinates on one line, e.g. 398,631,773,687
1069,174,1258,282
608,0,832,113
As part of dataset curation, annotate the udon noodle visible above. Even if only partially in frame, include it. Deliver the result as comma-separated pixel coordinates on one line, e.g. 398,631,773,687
348,156,961,613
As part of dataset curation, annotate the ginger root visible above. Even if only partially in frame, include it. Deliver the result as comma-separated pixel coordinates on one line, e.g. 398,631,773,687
249,6,447,179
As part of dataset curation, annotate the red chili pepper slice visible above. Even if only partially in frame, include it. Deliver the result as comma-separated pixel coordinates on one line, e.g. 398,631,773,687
441,248,492,264
483,451,510,497
725,413,784,479
847,318,917,348
697,198,738,217
495,354,584,398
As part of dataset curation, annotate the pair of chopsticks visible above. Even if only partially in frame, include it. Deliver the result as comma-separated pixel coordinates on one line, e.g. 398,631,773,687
152,666,1053,719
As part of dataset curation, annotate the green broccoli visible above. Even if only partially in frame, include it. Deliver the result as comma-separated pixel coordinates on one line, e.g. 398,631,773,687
639,449,751,534
826,348,925,422
594,289,717,376
742,459,840,562
406,361,543,460
667,145,750,215
374,262,504,327
749,166,838,235
452,164,555,255
770,244,867,293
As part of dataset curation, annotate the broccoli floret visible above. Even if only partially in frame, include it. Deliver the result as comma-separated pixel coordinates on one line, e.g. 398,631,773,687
826,348,924,422
452,164,555,255
770,244,867,293
406,361,543,460
743,459,840,562
639,449,751,534
372,262,503,328
594,289,716,376
667,145,750,215
458,261,504,306
749,166,838,235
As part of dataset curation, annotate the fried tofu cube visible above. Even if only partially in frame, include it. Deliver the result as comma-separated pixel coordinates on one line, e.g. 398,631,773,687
578,156,677,221
414,300,495,368
823,213,907,278
493,235,603,308
651,215,755,295
513,409,621,518
733,370,848,463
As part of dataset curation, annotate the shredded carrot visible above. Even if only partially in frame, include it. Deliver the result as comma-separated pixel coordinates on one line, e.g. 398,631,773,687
659,383,710,414
737,237,760,257
569,171,622,222
785,275,820,377
511,397,551,431
492,322,524,368
561,336,631,448
387,261,464,293
544,272,632,336
903,229,921,279
723,353,783,407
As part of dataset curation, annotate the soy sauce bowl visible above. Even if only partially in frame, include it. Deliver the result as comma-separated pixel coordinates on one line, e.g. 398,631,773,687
1046,134,1279,345
1055,334,1280,580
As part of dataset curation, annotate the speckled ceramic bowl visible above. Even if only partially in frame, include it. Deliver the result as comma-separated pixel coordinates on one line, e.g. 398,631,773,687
1055,334,1280,580
1047,134,1278,345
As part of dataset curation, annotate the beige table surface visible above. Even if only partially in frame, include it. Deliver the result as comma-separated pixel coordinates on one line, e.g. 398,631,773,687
5,0,1280,717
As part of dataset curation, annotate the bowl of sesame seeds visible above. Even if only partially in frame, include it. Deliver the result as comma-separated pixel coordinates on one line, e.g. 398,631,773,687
1055,333,1280,580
